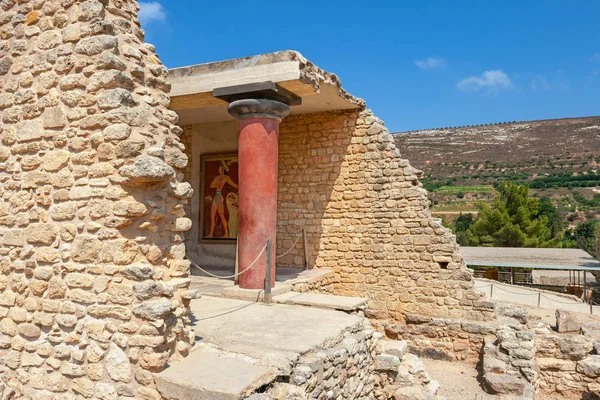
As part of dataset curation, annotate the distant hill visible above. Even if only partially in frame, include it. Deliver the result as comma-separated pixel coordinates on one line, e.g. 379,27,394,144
394,116,600,186
393,116,600,225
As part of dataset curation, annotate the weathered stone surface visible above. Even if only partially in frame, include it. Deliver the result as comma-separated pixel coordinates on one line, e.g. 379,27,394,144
483,373,526,395
381,340,408,359
106,343,132,382
555,309,599,333
119,157,175,184
374,354,400,371
0,2,193,397
133,299,174,320
393,386,427,400
122,264,155,281
103,124,132,140
577,355,600,378
71,235,102,263
75,35,118,56
16,120,43,142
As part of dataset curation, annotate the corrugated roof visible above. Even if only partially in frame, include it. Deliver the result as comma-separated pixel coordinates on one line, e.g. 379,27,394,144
460,247,600,271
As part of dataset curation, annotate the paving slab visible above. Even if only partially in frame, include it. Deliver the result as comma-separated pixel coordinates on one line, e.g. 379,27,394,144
273,292,367,311
155,351,276,400
190,297,362,360
222,284,292,302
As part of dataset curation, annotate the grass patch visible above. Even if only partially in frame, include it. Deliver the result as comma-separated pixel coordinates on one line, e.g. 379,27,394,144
433,185,494,194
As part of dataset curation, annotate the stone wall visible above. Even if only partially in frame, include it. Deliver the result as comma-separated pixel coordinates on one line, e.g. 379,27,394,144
0,1,195,398
536,333,600,398
384,313,498,361
277,109,495,324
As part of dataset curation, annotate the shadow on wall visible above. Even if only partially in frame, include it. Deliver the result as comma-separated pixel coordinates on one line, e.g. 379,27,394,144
277,111,355,270
276,109,492,323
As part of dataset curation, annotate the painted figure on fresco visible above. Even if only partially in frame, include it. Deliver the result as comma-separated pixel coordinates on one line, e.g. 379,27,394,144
226,192,239,239
206,161,238,238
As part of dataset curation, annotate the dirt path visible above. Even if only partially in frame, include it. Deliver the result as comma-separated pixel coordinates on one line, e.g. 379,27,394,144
421,359,497,400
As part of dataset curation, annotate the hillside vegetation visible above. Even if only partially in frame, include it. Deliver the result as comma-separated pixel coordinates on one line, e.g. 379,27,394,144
394,116,600,227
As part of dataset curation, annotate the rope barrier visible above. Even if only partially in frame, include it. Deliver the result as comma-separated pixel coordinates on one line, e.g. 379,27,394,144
540,294,581,305
276,234,303,259
492,285,538,296
474,284,491,289
188,244,267,279
190,231,303,280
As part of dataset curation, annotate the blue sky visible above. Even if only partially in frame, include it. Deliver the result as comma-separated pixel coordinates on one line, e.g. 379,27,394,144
139,0,600,132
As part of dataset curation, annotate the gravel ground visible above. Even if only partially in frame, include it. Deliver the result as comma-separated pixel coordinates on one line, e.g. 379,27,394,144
421,358,499,400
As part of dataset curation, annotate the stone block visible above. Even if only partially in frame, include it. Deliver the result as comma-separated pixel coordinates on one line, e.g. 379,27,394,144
577,355,600,378
483,373,526,395
374,354,400,372
381,340,408,359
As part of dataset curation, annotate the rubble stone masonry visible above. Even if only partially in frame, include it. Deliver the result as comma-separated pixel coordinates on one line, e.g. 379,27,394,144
277,110,495,325
0,0,195,398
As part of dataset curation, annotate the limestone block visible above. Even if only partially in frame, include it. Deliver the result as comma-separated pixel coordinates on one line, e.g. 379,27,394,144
106,343,132,383
374,354,400,372
74,35,118,56
119,157,175,184
16,120,43,142
393,386,426,400
577,355,600,378
71,235,102,263
133,298,174,320
381,340,408,359
483,373,528,396
103,124,132,140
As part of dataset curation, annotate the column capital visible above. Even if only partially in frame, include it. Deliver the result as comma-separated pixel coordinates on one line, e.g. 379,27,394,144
228,98,290,121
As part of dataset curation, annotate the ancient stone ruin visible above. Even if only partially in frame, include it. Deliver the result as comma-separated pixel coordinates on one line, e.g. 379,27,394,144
4,1,598,400
0,0,195,398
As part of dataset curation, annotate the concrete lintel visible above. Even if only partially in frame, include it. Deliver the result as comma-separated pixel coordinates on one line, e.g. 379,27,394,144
168,50,365,125
170,61,301,99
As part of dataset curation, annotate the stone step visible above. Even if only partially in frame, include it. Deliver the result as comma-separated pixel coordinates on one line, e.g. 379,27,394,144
273,292,368,311
222,284,293,302
154,351,277,400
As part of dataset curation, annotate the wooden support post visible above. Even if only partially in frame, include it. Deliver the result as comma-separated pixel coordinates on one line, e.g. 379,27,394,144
584,271,588,303
490,284,493,299
303,228,310,270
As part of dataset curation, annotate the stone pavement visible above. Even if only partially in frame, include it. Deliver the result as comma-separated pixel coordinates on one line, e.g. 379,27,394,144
189,297,363,358
154,296,370,399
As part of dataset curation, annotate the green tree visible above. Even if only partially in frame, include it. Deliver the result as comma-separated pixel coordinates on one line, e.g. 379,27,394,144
455,213,475,246
464,182,561,247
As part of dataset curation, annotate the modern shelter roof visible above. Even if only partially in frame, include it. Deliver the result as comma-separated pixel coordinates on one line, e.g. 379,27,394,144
167,50,364,125
460,247,600,271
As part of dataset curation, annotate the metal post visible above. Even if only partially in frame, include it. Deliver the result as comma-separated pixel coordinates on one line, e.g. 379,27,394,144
264,239,272,305
584,271,588,303
302,228,309,270
490,284,493,299
537,292,541,307
510,268,514,285
234,241,240,286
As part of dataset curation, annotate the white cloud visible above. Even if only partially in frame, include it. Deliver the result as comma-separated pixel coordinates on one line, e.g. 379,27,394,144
530,75,549,91
139,1,166,25
457,70,514,92
415,56,447,70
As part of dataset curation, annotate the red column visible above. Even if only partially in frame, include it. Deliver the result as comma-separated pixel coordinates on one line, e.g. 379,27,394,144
228,99,289,289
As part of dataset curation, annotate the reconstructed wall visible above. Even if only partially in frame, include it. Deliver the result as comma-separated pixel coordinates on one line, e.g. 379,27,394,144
277,109,495,324
0,1,194,398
